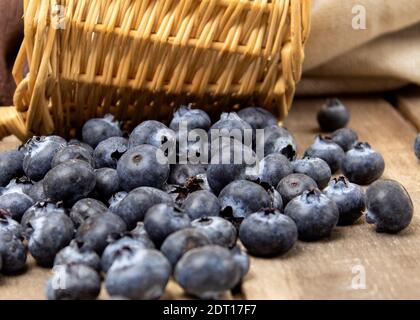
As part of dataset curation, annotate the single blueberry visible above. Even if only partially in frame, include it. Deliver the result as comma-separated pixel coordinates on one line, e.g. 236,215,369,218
191,216,237,248
258,153,293,188
101,235,155,272
76,212,127,254
46,264,101,300
70,198,108,228
168,163,207,186
341,142,385,185
181,190,220,220
292,157,332,190
26,180,47,203
91,168,121,201
54,240,101,271
106,249,171,300
0,192,34,222
21,201,67,229
317,98,350,132
22,136,66,181
0,150,24,187
160,228,211,268
170,105,212,132
144,204,191,248
330,128,358,151
324,177,366,226
82,114,123,148
174,245,241,299
114,187,174,230
219,180,272,219
129,120,176,150
239,209,298,257
0,231,27,274
93,137,128,169
52,145,94,168
43,160,96,205
117,145,170,191
0,209,24,237
257,125,298,160
304,135,345,173
25,210,75,267
209,112,253,145
284,189,339,241
276,173,318,205
366,180,413,233
237,107,278,130
68,139,94,155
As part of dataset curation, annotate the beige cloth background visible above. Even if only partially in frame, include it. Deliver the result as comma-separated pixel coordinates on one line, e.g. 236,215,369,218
298,0,420,95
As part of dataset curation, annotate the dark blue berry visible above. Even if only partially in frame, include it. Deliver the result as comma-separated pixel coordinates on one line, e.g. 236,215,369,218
341,142,385,185
276,173,317,205
258,125,297,160
0,150,24,187
68,139,94,155
258,153,293,187
105,249,171,300
330,128,358,151
191,216,237,248
91,168,120,201
168,163,207,186
209,112,253,144
170,105,211,132
93,137,128,169
182,190,220,220
239,209,297,257
324,177,366,226
117,145,170,191
54,240,101,271
237,107,278,130
317,99,350,132
304,135,345,173
0,209,24,237
82,114,122,148
21,201,67,229
174,245,241,299
0,191,34,222
52,145,94,168
144,204,191,247
27,180,47,203
366,180,413,233
293,157,331,190
0,231,27,274
129,120,176,149
284,189,339,241
70,198,108,228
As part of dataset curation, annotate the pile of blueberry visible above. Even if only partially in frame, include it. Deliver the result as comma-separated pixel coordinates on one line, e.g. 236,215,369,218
0,99,414,300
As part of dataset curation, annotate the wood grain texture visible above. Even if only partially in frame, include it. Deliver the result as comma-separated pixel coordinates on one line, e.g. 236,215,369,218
0,98,419,300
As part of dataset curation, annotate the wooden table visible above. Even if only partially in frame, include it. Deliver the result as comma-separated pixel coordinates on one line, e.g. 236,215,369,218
1,96,420,300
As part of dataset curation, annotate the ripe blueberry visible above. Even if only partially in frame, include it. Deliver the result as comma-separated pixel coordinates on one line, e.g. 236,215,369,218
276,173,317,205
258,153,293,187
0,150,24,187
209,112,253,144
0,191,34,222
258,125,298,160
0,231,27,274
168,163,207,186
93,137,128,169
92,168,121,201
317,98,350,132
304,135,345,173
68,139,94,155
182,190,220,220
82,114,122,148
170,105,211,132
129,120,176,149
330,128,358,151
237,107,278,130
191,216,237,248
292,157,331,190
52,145,94,168
70,198,108,228
54,240,101,271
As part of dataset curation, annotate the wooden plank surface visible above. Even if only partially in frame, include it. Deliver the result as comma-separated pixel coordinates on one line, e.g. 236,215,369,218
1,97,420,299
396,92,420,131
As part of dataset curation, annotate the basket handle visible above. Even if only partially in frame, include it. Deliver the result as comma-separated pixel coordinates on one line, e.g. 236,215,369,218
0,106,27,142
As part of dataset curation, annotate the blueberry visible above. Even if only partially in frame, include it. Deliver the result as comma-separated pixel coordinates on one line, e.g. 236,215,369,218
341,142,385,185
46,264,101,300
330,128,358,151
76,212,127,254
292,157,332,190
276,173,317,205
117,145,170,191
93,137,128,169
237,107,278,130
191,217,237,248
114,187,174,230
82,114,123,148
258,125,298,160
170,105,211,132
268,187,284,211
209,112,253,143
22,136,66,181
129,120,176,149
160,228,211,268
54,240,101,271
0,231,27,274
207,140,258,194
68,139,94,155
168,163,207,186
70,198,108,228
130,222,152,240
219,180,272,218
181,190,220,220
174,245,241,299
0,150,24,187
144,204,191,247
0,209,24,237
284,189,339,241
258,153,293,188
26,180,47,203
230,245,250,280
324,177,366,226
52,145,94,168
101,235,155,272
106,249,171,300
0,192,34,222
239,209,297,257
25,209,74,267
414,134,420,160
43,160,96,205
108,191,128,213
317,98,350,132
304,135,345,173
91,168,121,201
366,180,413,233
21,201,68,228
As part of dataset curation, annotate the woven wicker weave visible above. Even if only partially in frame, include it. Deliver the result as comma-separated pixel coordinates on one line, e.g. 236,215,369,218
0,0,311,140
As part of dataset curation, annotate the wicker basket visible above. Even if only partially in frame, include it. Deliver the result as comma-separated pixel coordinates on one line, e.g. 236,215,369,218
0,0,311,141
